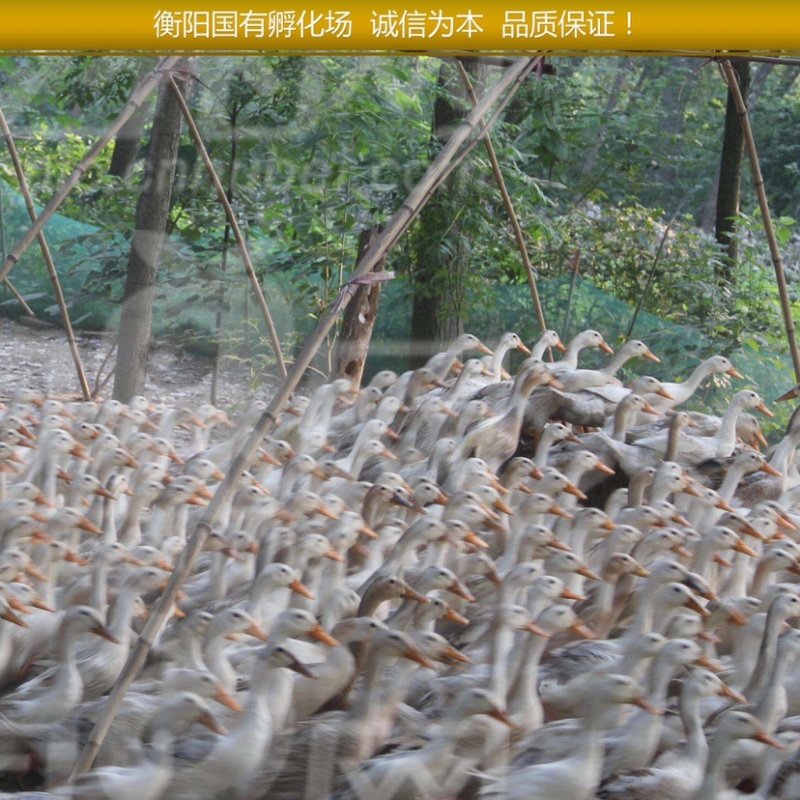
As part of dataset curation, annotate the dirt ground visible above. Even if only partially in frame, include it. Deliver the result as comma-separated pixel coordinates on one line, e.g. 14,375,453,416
0,316,265,411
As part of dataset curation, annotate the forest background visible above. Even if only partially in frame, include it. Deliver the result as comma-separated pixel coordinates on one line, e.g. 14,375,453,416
0,55,798,417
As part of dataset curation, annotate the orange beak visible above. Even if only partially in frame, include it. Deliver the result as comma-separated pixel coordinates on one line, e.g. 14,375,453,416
776,386,800,402
754,730,786,749
78,517,103,535
756,401,774,418
214,688,243,712
402,647,437,669
549,504,573,519
444,608,470,626
447,582,475,603
577,566,602,581
245,622,270,642
524,622,550,637
310,624,340,647
91,626,121,644
569,622,597,639
733,539,758,557
1,609,28,628
564,483,588,500
290,578,315,600
643,349,661,363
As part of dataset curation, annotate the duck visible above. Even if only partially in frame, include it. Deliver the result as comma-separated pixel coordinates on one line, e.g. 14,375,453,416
0,606,118,723
630,390,773,467
165,643,314,800
643,354,745,413
65,692,225,800
454,360,562,470
336,688,514,800
478,674,655,800
548,329,615,375
424,333,493,380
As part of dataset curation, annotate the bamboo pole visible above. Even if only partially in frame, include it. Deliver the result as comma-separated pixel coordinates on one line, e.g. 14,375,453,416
2,279,35,317
455,60,549,341
69,55,537,779
720,58,800,382
0,55,181,285
390,58,540,247
0,105,91,400
0,156,35,317
166,72,288,380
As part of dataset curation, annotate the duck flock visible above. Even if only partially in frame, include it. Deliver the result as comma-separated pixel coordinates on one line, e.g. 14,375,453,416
2,328,800,799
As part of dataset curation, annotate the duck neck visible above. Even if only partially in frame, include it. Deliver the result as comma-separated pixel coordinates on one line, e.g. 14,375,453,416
203,629,237,693
179,626,207,671
208,552,227,603
748,553,778,599
57,622,80,663
118,495,147,548
622,577,660,642
100,495,119,544
107,584,140,643
743,600,786,698
611,403,636,442
681,687,710,765
713,399,747,457
768,430,800,475
753,639,795,728
601,349,631,377
507,633,548,729
683,361,718,398
90,557,110,614
487,621,516,704
693,731,734,800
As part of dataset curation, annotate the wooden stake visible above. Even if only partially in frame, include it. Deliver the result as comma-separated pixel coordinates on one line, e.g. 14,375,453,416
721,58,800,382
69,56,537,779
455,60,549,343
0,105,91,400
0,55,181,285
1,278,35,317
166,72,288,380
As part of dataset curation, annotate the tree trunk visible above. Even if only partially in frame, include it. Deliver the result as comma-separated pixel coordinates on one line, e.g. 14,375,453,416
577,57,633,184
113,63,188,402
108,103,149,178
658,57,694,188
332,224,385,387
715,58,751,279
408,59,485,369
108,59,157,178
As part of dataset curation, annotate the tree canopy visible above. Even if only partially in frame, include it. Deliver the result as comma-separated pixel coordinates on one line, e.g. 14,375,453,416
1,54,798,400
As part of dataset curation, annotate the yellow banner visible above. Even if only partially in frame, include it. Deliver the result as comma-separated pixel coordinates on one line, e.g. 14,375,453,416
1,1,799,52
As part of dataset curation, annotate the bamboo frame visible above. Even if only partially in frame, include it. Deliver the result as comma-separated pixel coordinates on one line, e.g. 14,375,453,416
0,105,91,400
166,71,288,380
455,60,550,345
720,58,800,383
69,55,539,778
1,278,35,317
0,55,181,285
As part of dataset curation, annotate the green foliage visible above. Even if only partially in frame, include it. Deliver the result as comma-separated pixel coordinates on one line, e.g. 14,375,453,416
2,54,800,397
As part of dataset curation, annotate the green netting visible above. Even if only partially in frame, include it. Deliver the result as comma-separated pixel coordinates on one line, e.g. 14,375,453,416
0,178,100,323
0,178,295,344
1,176,796,436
